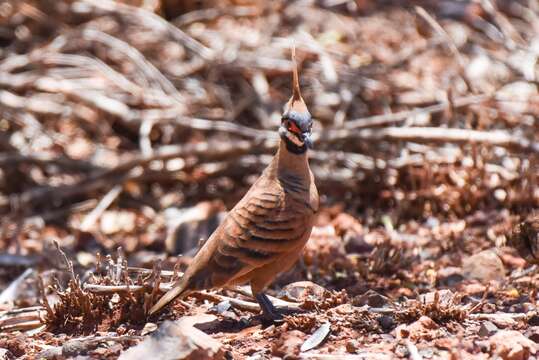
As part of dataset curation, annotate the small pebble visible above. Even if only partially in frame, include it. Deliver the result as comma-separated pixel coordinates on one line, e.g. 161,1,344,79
526,327,539,343
479,321,498,337
529,314,539,326
378,315,395,331
345,339,359,353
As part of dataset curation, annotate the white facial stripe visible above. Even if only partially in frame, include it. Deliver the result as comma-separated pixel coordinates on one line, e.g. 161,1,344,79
285,129,304,146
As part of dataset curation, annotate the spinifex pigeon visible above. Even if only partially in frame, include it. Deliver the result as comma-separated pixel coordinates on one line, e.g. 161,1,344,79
150,49,319,321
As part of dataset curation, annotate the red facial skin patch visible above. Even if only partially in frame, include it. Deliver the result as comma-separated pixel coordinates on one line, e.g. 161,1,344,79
288,121,301,134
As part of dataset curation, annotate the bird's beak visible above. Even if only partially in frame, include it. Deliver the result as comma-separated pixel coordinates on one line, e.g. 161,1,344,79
302,132,313,149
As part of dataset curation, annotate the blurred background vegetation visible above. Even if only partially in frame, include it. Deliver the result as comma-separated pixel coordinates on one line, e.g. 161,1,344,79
0,1,538,356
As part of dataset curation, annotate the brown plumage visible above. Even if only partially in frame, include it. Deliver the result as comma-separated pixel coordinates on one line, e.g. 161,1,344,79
509,213,539,264
149,48,319,319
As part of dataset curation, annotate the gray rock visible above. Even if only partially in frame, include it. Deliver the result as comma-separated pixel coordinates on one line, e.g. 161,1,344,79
419,289,455,307
462,250,505,282
354,290,390,308
479,321,498,337
119,316,223,360
377,315,395,331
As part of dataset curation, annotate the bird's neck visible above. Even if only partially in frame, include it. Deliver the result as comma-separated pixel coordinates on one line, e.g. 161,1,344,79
274,139,311,181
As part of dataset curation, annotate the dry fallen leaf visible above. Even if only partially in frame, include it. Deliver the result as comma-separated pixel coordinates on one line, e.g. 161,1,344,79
280,281,327,302
140,322,158,336
300,322,331,352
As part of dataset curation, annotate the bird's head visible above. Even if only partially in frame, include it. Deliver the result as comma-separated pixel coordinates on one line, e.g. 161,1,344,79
279,47,313,154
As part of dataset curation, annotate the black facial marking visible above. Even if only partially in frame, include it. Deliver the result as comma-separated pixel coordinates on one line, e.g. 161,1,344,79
280,108,312,154
280,131,307,154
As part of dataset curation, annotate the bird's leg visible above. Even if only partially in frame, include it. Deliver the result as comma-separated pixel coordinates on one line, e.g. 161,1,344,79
255,292,283,322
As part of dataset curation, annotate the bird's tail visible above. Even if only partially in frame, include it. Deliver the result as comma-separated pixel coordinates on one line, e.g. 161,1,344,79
149,275,190,315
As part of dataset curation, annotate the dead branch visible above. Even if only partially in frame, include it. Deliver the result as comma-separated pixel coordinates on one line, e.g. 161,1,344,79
81,0,214,60
0,306,46,332
414,7,466,69
84,283,164,293
323,126,539,153
138,110,276,139
343,94,490,130
0,153,99,172
11,140,272,209
83,283,303,314
0,90,68,115
82,28,185,104
40,53,147,100
79,185,123,232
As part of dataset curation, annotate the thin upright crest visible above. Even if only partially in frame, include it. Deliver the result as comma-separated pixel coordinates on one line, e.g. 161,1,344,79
291,46,301,101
